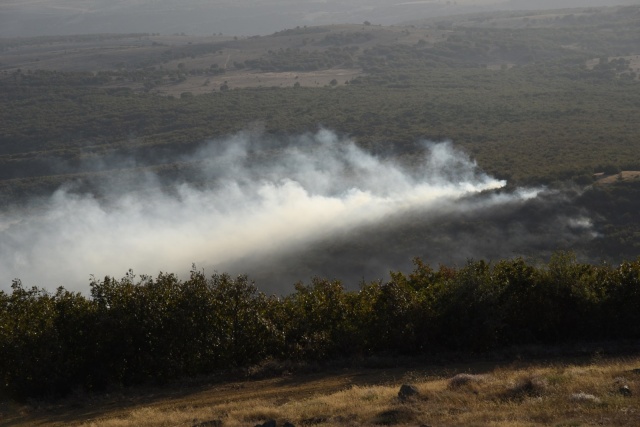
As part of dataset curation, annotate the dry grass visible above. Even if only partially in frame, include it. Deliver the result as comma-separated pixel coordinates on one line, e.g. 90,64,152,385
447,373,488,390
3,357,640,427
596,171,640,184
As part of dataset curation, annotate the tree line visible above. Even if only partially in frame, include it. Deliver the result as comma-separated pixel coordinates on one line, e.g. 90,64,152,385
2,252,639,400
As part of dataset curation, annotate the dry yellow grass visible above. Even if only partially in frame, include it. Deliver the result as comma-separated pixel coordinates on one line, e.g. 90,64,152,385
3,357,639,427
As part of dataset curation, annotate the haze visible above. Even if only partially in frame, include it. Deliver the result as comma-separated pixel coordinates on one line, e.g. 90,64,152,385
1,0,636,37
0,130,599,293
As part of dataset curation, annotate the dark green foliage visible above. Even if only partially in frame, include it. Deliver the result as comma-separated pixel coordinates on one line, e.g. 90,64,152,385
3,62,639,189
359,279,422,353
280,278,353,360
2,254,640,400
86,269,276,386
243,47,356,71
0,282,97,398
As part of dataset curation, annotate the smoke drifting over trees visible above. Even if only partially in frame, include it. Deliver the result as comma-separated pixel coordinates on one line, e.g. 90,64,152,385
0,130,598,293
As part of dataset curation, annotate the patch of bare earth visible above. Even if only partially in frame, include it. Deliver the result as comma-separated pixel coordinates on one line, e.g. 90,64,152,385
596,171,640,184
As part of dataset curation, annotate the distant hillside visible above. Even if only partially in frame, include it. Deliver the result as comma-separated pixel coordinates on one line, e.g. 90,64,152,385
2,0,638,38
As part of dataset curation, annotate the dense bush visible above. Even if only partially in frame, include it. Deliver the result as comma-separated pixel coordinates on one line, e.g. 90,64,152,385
2,253,640,400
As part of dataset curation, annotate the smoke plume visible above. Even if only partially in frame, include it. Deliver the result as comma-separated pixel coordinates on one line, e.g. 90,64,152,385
0,130,594,293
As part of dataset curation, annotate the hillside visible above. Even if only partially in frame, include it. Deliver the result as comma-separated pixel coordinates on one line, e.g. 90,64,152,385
3,353,640,426
2,5,640,285
2,6,639,184
7,0,633,38
2,5,640,424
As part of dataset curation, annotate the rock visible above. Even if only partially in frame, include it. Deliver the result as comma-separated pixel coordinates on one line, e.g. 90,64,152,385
619,385,632,396
398,384,420,400
283,423,296,427
570,392,601,403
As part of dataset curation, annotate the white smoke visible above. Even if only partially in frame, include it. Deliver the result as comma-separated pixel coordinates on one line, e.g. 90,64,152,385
1,129,531,292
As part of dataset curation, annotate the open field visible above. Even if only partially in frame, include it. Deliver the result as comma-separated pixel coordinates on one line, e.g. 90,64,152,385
2,355,639,426
596,171,640,184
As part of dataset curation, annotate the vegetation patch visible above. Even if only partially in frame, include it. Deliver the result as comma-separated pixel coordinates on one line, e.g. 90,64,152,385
3,253,640,402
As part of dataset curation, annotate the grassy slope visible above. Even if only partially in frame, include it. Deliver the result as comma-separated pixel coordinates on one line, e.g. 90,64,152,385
3,354,639,426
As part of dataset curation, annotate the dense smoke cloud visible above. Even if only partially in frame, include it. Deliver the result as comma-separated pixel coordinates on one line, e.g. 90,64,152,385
0,130,595,294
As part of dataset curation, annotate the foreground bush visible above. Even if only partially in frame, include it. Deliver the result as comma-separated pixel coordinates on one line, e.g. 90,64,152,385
1,253,639,399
